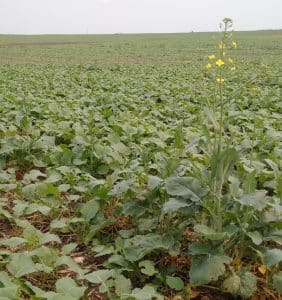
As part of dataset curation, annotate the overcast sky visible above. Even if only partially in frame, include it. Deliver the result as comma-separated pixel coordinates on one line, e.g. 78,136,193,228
0,0,281,34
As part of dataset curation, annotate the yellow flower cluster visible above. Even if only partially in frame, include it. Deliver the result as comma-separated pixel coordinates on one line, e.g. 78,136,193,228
206,63,212,70
219,42,226,49
216,59,225,67
205,34,238,83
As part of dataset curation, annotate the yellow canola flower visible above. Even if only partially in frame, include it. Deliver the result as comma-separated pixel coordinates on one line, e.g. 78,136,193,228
216,59,225,67
232,41,237,49
258,265,267,275
208,54,216,60
206,63,212,70
216,78,225,84
219,42,226,49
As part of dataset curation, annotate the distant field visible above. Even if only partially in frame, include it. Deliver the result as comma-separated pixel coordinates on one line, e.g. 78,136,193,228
0,30,281,299
0,30,282,64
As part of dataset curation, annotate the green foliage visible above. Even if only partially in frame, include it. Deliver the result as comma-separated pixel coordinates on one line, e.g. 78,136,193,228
0,25,281,299
189,255,231,285
273,272,282,294
223,271,257,298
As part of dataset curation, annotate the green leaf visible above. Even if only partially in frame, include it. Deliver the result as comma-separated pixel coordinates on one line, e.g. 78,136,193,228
40,232,61,244
139,260,158,276
247,231,263,245
122,200,148,218
189,242,217,255
56,277,86,299
85,269,114,284
166,276,184,291
223,271,257,297
263,249,282,266
0,271,15,287
123,234,173,262
92,245,114,257
0,287,18,299
23,169,46,182
114,274,132,296
56,256,86,278
130,285,163,300
165,177,205,201
26,203,51,215
194,224,227,241
237,271,257,298
38,183,60,197
148,176,162,190
0,272,18,298
61,243,78,255
7,253,37,277
0,237,26,247
273,272,282,294
80,200,99,221
237,191,268,211
189,255,231,285
162,198,190,214
50,219,68,229
222,273,241,295
211,148,238,183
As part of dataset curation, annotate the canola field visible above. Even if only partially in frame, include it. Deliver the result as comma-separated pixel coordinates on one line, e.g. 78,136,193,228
0,28,281,299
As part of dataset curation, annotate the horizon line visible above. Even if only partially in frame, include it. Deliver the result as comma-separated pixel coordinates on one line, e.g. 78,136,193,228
0,28,282,36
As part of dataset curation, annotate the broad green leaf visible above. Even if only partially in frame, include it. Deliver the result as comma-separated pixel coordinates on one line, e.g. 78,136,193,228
237,191,268,211
166,276,184,291
222,273,241,295
139,260,158,276
61,243,78,255
85,269,114,284
122,200,148,218
80,200,99,221
194,224,227,241
189,242,218,255
263,249,282,266
247,231,263,245
105,254,133,271
23,169,46,182
162,198,190,214
0,271,19,298
123,234,173,262
223,271,257,298
237,272,257,298
0,237,26,247
0,287,18,299
147,176,162,190
130,285,163,300
40,232,61,244
56,277,86,299
165,177,204,201
7,253,36,277
25,203,51,215
114,274,132,296
92,245,114,257
189,255,231,285
0,271,15,287
50,219,68,229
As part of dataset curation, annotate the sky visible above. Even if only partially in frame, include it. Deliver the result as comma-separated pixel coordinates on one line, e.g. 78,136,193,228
0,0,281,34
